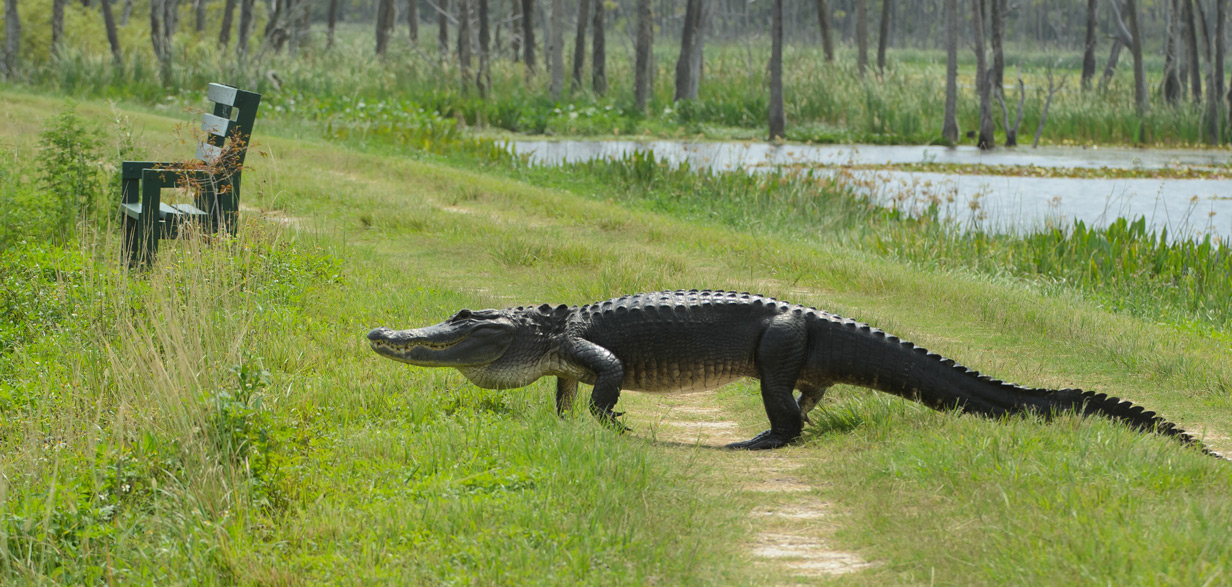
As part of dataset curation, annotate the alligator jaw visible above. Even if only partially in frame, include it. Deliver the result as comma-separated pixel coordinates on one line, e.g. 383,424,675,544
368,325,486,366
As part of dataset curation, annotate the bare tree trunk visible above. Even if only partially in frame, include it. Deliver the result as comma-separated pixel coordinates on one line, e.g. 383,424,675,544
521,0,535,73
856,0,868,76
122,0,132,26
989,0,1004,94
876,0,890,72
478,0,490,96
549,0,563,99
376,0,395,57
591,0,605,95
1215,0,1225,115
408,0,418,42
688,2,704,98
220,0,237,47
1125,0,1148,116
1033,66,1066,147
942,0,958,142
2,0,17,77
815,0,833,62
459,0,472,91
1099,39,1122,92
571,0,589,92
325,0,338,48
675,0,702,101
511,0,521,61
51,0,65,56
101,0,123,66
971,0,994,149
634,0,652,111
1163,0,1181,103
1081,0,1098,89
997,67,1025,146
195,0,206,32
1184,0,1202,102
439,0,451,61
768,0,784,139
237,0,254,59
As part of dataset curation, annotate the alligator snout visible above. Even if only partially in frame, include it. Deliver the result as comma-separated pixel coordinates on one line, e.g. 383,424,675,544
367,327,393,342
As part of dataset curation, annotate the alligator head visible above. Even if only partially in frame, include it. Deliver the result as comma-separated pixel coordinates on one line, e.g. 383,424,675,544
368,307,553,389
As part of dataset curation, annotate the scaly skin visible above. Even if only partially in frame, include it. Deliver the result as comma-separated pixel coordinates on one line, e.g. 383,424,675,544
368,290,1219,456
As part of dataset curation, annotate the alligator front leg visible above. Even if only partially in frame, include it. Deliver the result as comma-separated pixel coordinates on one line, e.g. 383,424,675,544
563,338,628,432
727,314,809,450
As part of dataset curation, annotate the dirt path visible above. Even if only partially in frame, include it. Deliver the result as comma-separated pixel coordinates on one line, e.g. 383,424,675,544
623,391,875,584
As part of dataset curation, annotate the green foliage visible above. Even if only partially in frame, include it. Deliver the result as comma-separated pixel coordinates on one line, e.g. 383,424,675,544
37,102,108,237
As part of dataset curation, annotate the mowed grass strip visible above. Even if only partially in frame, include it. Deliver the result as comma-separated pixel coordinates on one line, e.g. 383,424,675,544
2,92,1230,584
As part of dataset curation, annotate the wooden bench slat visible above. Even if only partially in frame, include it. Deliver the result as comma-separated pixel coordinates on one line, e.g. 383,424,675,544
201,113,232,137
196,142,223,163
207,83,239,107
120,201,207,220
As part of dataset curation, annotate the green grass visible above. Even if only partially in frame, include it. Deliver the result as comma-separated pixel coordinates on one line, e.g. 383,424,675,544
1,88,1231,584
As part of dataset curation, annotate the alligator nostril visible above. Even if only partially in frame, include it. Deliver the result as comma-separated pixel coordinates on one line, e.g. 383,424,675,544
367,327,391,342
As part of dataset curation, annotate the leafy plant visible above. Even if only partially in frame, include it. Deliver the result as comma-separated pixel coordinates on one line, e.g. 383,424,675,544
37,102,108,237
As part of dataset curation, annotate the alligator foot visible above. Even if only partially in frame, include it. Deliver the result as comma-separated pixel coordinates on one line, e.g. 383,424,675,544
724,430,797,450
592,408,631,434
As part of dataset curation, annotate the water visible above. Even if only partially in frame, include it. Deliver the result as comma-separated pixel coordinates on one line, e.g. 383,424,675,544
511,140,1232,240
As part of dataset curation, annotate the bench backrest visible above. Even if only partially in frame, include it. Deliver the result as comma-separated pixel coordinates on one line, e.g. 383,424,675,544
198,83,262,167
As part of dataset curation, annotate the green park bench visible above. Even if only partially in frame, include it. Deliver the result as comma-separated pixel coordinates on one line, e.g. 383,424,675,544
120,83,262,267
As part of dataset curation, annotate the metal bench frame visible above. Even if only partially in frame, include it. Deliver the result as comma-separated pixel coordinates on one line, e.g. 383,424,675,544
121,83,261,267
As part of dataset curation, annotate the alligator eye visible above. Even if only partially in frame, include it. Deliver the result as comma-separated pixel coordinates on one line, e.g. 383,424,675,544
450,309,473,322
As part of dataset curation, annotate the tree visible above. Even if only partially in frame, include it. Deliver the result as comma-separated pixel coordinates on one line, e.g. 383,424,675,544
674,0,703,102
856,0,868,76
570,0,589,92
376,0,396,57
971,0,994,149
195,0,205,32
876,0,890,73
326,0,339,48
51,0,65,56
407,0,419,43
1081,0,1098,89
237,0,255,59
439,0,451,61
521,0,535,73
768,0,784,139
591,0,605,95
478,0,491,96
1209,0,1225,144
815,0,833,62
1124,0,1148,117
942,0,959,142
511,0,521,61
459,0,473,92
989,0,1005,93
220,0,237,47
1162,0,1181,103
549,0,564,99
101,0,123,66
1183,0,1201,102
3,0,19,77
634,0,652,111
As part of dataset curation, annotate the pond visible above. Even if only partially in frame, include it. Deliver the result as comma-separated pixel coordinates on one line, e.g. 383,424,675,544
511,140,1232,241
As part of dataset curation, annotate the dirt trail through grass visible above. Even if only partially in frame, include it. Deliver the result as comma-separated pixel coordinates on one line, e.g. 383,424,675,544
624,391,876,583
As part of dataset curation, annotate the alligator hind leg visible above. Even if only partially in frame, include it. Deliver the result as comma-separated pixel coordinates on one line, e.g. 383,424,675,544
727,314,808,450
555,377,578,416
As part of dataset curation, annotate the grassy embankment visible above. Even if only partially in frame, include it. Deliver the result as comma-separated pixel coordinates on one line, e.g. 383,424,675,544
3,81,1232,584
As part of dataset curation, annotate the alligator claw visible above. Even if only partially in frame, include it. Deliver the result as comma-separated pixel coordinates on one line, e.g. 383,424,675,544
592,408,632,434
724,430,796,450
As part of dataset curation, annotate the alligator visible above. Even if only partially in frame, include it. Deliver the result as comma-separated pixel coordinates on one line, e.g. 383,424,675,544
368,290,1216,456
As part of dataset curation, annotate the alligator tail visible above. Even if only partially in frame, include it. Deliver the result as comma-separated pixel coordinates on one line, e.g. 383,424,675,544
817,317,1222,459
